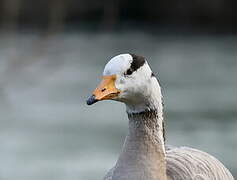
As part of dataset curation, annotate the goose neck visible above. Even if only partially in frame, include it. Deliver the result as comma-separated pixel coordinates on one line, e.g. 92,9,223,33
112,109,167,180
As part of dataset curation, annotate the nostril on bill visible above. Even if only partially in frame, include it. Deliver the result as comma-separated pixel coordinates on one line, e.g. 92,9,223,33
101,88,106,92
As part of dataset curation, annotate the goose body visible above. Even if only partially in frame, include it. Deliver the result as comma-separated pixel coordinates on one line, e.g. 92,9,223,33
104,146,234,180
87,54,234,180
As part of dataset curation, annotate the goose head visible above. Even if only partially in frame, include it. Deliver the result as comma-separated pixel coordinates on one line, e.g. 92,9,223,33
87,53,162,113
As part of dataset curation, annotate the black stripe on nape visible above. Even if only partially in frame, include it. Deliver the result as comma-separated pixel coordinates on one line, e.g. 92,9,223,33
124,54,145,75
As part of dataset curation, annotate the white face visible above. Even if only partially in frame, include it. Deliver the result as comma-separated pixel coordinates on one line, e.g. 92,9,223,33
103,54,156,105
103,54,133,76
87,53,162,113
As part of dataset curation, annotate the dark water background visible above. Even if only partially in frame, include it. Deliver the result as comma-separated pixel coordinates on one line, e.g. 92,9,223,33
0,31,236,180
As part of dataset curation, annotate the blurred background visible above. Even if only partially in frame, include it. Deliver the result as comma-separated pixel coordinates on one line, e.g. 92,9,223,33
0,0,237,180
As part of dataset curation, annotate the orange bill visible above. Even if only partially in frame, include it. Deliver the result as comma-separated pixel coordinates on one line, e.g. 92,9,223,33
87,75,120,105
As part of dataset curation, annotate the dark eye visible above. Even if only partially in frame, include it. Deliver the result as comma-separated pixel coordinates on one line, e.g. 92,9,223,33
124,68,133,76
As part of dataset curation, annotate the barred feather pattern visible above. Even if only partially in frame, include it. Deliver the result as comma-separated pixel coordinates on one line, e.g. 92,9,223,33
166,146,234,180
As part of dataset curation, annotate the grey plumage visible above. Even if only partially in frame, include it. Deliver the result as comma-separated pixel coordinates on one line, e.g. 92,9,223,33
104,146,234,180
87,54,234,180
166,146,234,180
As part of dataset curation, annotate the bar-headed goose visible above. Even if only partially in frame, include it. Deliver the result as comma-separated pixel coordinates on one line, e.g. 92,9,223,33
87,54,234,180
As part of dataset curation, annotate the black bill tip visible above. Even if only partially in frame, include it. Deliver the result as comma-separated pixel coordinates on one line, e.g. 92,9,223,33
86,95,98,105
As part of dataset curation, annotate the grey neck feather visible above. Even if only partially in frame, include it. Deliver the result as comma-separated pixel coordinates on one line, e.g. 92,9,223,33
112,108,167,180
128,109,165,144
